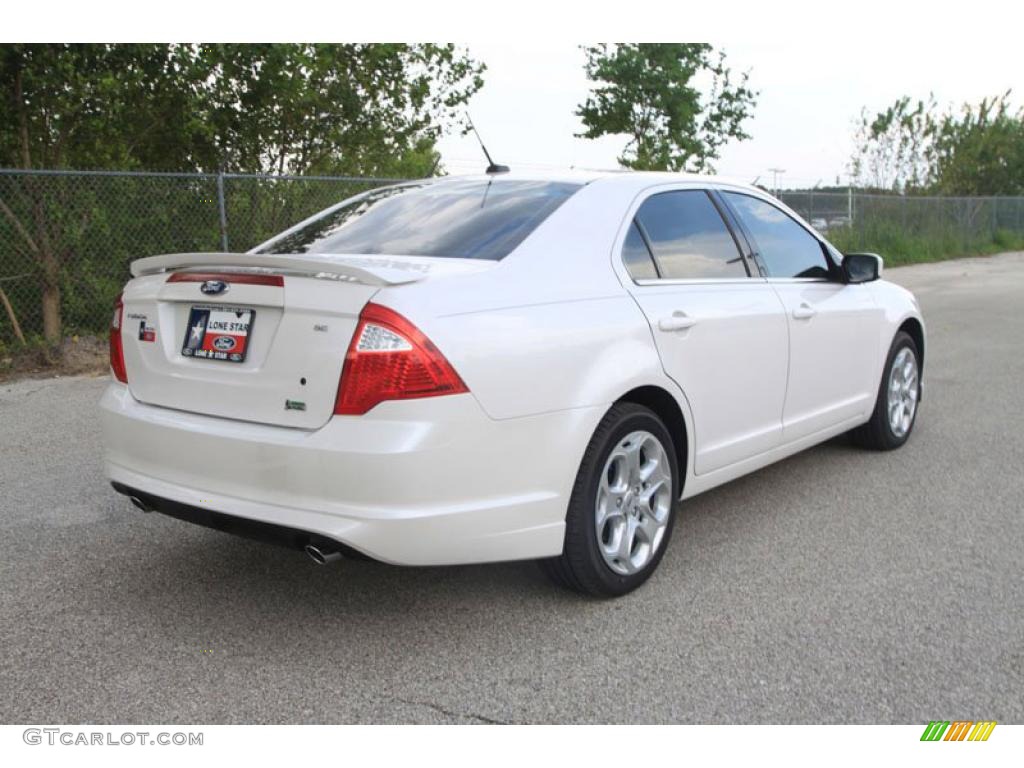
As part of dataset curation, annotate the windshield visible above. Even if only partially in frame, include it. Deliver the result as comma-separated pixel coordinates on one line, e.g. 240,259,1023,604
255,178,583,261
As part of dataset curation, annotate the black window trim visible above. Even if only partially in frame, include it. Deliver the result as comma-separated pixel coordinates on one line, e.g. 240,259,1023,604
715,189,842,282
620,187,757,285
632,219,662,279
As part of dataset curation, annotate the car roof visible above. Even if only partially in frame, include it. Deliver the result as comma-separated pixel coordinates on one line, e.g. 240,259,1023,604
432,170,764,195
428,169,609,185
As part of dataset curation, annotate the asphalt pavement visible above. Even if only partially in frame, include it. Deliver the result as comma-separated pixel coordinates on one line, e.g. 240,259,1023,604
1,252,1022,723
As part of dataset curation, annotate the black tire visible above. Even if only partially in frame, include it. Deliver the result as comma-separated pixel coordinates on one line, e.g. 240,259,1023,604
540,402,679,597
851,331,921,450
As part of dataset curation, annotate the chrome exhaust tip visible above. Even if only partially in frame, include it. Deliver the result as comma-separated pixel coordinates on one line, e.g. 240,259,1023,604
128,496,153,513
305,543,342,565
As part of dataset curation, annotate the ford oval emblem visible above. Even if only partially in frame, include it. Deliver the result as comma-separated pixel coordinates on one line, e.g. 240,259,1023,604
212,336,236,351
200,280,228,295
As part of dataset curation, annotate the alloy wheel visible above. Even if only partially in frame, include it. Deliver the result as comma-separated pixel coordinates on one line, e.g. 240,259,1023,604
594,430,673,575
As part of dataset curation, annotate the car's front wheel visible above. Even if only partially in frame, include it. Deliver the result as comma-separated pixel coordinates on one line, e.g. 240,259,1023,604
852,330,921,450
541,403,679,597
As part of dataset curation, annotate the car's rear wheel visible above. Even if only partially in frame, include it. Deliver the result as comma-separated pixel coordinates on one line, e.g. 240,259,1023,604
851,330,921,450
541,403,678,597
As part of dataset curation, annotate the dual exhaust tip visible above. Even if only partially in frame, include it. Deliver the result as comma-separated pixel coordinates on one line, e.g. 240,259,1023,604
128,496,153,513
304,543,343,565
127,491,342,566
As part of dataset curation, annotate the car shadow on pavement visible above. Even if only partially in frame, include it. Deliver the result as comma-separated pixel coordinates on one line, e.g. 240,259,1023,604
49,432,877,671
100,433,865,627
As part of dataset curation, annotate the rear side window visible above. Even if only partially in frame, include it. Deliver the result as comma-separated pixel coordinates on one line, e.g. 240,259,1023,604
621,221,659,279
256,179,582,261
633,190,747,279
723,192,831,279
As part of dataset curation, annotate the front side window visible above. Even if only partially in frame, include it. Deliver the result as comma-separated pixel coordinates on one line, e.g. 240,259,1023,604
723,193,831,279
256,179,582,261
632,190,747,280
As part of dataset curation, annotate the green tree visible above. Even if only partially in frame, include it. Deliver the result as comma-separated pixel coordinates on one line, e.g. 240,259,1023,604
0,43,483,341
575,43,756,172
849,92,1024,195
930,93,1024,196
849,95,936,192
185,44,482,177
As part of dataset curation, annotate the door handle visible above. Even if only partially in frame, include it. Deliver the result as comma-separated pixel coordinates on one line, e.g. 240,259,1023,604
792,303,817,320
658,311,698,332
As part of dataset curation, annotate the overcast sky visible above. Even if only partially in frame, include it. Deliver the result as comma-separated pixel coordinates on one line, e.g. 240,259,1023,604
437,40,1022,189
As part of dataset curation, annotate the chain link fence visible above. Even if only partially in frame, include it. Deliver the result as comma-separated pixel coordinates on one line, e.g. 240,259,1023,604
2,169,1024,348
778,191,1024,261
0,170,400,347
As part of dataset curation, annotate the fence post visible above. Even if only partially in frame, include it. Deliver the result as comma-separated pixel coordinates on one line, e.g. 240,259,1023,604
958,198,966,252
847,187,857,248
216,172,229,252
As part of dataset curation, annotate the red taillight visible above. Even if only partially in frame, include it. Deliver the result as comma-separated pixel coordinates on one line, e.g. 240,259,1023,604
109,292,128,383
334,303,468,415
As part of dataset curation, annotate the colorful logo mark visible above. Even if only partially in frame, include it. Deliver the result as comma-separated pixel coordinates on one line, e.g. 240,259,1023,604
920,721,996,742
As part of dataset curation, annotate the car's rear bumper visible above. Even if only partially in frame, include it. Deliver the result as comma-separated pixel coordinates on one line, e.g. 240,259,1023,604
110,480,369,558
100,382,602,565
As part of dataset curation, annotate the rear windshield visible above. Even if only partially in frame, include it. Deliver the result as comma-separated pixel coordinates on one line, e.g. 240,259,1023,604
255,179,582,261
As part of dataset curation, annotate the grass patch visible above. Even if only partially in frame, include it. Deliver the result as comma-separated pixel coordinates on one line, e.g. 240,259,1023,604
827,225,1024,267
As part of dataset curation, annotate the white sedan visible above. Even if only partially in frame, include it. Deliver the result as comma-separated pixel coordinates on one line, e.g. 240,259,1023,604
101,172,924,596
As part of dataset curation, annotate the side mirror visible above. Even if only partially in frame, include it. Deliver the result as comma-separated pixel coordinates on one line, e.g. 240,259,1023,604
842,252,883,284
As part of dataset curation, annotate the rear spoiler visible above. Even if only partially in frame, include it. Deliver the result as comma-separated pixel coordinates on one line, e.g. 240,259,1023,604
130,252,428,286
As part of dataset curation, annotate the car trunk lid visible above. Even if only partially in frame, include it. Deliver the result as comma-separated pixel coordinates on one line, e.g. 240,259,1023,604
120,252,472,430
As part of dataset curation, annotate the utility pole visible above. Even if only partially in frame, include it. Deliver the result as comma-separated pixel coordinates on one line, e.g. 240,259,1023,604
767,168,786,196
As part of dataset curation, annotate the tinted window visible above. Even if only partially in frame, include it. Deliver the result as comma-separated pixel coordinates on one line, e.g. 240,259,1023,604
723,193,830,279
635,191,746,279
622,221,659,280
256,179,581,261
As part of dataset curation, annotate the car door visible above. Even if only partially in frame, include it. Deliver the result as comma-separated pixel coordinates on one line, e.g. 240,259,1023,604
619,188,790,475
720,191,882,442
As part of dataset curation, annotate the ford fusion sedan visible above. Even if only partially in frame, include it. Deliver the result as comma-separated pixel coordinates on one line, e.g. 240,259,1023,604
100,172,924,596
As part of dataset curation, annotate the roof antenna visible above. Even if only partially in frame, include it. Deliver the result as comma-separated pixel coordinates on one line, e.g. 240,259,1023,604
466,113,509,174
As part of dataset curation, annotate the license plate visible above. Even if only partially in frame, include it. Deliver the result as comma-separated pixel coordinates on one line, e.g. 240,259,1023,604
181,305,255,363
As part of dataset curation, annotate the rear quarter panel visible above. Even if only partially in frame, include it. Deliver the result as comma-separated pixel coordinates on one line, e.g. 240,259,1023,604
423,295,666,419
